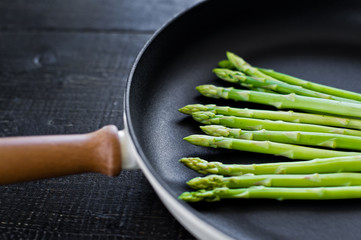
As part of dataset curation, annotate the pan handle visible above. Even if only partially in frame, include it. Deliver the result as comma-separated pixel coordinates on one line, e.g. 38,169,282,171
0,125,123,185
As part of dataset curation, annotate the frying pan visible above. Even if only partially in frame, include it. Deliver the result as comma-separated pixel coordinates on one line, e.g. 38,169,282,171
2,0,361,239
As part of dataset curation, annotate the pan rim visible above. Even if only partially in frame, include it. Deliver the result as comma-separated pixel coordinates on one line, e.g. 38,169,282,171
123,1,233,239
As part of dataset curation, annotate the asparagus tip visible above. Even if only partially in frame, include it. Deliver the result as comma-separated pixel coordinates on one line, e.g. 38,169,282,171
187,175,226,189
218,59,235,69
226,51,238,62
191,111,215,123
196,84,219,98
179,157,215,174
179,188,228,202
212,67,221,73
213,68,240,82
178,104,215,115
200,125,230,137
183,135,208,146
178,191,203,202
226,51,235,58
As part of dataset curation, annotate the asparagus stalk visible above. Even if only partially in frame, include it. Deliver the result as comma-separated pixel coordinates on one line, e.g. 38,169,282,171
214,68,278,93
187,173,361,189
258,67,361,102
179,156,361,175
214,68,358,103
192,111,361,137
200,125,361,151
184,135,359,160
179,186,361,202
227,79,277,93
222,53,361,102
249,86,277,93
196,84,361,118
179,104,361,130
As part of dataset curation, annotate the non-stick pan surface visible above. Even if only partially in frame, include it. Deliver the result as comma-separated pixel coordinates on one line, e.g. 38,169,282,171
126,0,361,239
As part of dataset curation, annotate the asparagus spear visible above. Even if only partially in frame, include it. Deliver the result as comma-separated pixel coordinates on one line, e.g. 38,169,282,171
179,186,361,202
184,135,359,160
222,53,361,102
218,58,272,92
196,84,361,118
226,51,275,80
214,68,279,92
258,67,361,102
214,68,358,103
218,59,235,69
200,125,361,151
179,104,361,130
179,156,361,175
192,112,361,137
187,173,361,189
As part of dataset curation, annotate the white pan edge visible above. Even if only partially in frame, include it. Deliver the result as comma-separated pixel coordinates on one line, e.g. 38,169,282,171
119,115,233,240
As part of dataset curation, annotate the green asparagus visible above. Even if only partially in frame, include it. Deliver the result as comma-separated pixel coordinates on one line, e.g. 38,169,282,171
214,68,358,103
226,51,275,80
196,84,361,118
221,53,361,103
179,104,361,130
183,135,359,160
213,68,274,92
258,67,361,102
218,59,235,69
192,112,361,137
179,156,361,175
187,173,361,189
248,86,277,93
179,53,361,202
200,125,361,151
226,51,361,102
179,186,361,202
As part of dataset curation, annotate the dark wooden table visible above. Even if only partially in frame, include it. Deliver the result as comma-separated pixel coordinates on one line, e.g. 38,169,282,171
0,1,202,239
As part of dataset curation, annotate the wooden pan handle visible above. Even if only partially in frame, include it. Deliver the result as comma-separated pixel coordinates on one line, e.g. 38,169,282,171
0,125,122,185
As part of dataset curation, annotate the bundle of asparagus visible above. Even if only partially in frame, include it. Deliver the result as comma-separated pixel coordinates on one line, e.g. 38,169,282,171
179,157,361,201
178,52,361,202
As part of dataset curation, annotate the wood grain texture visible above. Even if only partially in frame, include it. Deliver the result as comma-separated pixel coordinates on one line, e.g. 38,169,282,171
0,0,202,32
0,0,202,239
0,31,148,136
0,172,194,239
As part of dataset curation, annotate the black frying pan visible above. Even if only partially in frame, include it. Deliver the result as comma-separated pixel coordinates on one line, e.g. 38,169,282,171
2,0,361,239
127,0,361,239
